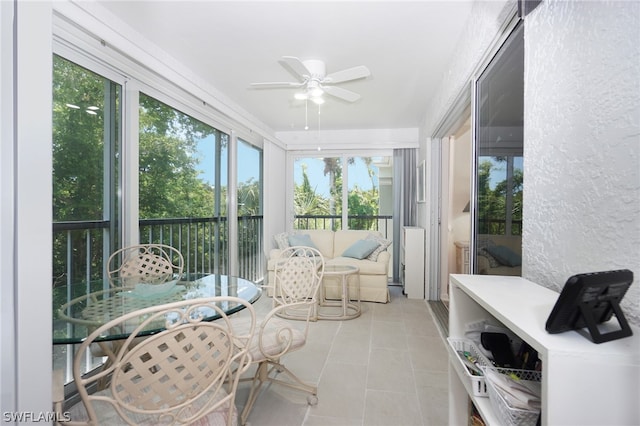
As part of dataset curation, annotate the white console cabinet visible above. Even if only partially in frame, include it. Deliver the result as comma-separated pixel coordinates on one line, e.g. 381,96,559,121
401,226,424,299
448,274,640,426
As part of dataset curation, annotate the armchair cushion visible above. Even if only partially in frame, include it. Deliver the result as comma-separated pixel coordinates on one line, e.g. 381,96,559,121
342,239,380,259
249,317,306,361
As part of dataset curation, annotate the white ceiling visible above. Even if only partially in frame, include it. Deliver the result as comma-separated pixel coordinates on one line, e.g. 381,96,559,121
97,1,475,133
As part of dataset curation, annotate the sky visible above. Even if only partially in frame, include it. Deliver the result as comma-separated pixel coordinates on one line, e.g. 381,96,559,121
196,135,261,186
481,156,524,189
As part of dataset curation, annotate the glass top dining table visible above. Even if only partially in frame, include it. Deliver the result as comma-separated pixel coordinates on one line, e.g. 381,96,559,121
52,273,262,345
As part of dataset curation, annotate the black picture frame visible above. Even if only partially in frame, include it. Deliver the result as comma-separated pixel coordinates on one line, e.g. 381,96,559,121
416,160,426,203
545,269,634,344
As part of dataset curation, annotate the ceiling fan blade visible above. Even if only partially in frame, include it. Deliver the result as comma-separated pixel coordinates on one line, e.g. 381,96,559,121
250,81,305,88
324,65,371,84
323,86,361,102
280,56,312,81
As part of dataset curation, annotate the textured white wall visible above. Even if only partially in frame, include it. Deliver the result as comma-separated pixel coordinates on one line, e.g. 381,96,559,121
421,0,511,136
524,0,640,326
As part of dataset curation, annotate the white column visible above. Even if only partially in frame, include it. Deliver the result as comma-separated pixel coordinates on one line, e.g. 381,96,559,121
228,131,238,276
15,0,54,418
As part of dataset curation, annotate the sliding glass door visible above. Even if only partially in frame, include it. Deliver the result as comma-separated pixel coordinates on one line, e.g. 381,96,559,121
473,22,524,275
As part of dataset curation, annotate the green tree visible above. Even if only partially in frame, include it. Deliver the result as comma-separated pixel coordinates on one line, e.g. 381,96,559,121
477,157,523,235
348,185,378,230
53,56,107,222
238,178,261,216
138,94,217,219
294,164,329,226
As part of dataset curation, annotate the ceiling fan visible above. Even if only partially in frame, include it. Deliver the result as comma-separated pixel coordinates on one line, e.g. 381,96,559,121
250,56,371,104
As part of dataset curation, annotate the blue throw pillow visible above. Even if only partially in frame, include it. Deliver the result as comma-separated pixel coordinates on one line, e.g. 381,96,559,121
288,233,317,249
485,245,522,267
342,239,380,260
364,234,391,261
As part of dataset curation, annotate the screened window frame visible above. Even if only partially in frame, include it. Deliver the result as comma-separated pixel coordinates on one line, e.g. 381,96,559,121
287,150,393,231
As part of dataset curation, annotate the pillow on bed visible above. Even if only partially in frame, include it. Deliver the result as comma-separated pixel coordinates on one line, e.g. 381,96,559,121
485,245,521,267
478,248,501,268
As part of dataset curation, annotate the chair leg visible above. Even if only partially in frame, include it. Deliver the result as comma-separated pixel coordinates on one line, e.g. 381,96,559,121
52,369,65,426
240,362,268,425
268,362,317,400
240,360,318,425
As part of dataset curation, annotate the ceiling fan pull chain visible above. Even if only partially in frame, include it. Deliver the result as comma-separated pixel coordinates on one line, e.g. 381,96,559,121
317,103,321,139
305,99,309,130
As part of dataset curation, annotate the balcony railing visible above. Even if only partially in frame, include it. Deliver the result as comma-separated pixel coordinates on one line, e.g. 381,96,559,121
52,215,265,383
294,214,393,239
477,219,523,235
52,215,264,288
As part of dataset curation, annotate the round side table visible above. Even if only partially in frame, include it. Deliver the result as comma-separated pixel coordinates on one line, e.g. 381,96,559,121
319,264,360,320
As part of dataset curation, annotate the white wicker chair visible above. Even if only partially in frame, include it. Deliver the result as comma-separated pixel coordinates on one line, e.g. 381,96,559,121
240,246,324,425
54,297,256,426
107,244,184,287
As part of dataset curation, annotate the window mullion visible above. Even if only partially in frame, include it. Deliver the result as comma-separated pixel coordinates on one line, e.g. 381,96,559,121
342,154,349,230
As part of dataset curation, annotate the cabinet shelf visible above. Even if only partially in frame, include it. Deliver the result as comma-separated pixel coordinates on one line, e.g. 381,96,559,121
448,274,640,426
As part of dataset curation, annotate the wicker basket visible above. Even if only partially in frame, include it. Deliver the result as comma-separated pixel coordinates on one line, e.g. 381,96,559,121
483,367,542,426
447,338,493,397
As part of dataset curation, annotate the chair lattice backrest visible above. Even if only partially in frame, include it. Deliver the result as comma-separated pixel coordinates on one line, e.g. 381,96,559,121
270,245,324,321
70,297,255,426
108,244,184,286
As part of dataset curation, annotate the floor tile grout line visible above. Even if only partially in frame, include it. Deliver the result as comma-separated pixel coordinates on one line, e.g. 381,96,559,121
302,319,342,425
405,309,428,426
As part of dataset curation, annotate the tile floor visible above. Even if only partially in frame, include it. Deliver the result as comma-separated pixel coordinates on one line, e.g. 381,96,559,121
235,285,450,426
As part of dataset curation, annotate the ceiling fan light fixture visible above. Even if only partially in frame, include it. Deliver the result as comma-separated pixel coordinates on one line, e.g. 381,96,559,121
311,97,325,105
250,56,370,103
310,87,324,98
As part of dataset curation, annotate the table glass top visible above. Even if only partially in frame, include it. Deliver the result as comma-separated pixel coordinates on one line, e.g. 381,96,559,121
53,273,261,344
324,264,359,274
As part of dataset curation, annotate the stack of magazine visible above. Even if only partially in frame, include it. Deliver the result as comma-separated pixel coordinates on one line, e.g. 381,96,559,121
483,368,541,411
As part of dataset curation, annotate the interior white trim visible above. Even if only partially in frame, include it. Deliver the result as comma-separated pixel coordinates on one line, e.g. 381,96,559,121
277,128,418,151
0,0,17,415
